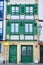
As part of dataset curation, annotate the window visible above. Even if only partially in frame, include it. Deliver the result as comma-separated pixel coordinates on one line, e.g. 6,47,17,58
15,24,19,33
0,7,3,10
11,23,19,33
12,6,19,15
11,23,14,33
0,21,2,33
26,7,29,13
0,1,3,6
25,24,33,33
21,46,32,56
27,46,32,56
22,46,26,56
16,7,19,12
30,7,33,14
0,44,1,53
25,6,33,15
12,6,15,14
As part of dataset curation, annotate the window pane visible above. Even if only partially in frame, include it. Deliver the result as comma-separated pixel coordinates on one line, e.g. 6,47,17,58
29,24,32,32
0,21,2,28
26,7,29,12
12,7,15,12
25,24,28,32
22,46,26,56
15,24,19,33
0,7,3,10
27,46,32,56
0,1,3,6
16,7,19,12
30,7,33,13
11,23,14,33
0,28,2,33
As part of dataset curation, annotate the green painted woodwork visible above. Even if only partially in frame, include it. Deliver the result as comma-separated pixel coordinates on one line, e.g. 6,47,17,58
21,45,33,63
33,23,38,34
19,22,24,34
33,4,38,15
6,4,38,15
6,20,38,35
9,45,17,63
20,5,25,15
7,5,11,14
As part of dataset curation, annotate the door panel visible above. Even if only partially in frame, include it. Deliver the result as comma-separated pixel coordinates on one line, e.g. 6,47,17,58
21,45,33,63
9,45,17,63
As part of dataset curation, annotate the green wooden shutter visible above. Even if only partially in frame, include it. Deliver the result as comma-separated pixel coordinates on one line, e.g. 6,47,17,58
19,22,24,34
6,21,10,34
33,23,38,34
7,5,11,14
20,5,25,15
33,4,38,15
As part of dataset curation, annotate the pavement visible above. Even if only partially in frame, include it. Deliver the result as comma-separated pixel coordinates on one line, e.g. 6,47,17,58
0,63,43,65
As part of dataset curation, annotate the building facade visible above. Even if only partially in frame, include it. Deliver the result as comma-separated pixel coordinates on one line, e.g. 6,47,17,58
0,0,40,64
0,0,4,40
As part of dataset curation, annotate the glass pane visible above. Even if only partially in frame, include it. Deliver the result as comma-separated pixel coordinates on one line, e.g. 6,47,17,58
11,23,14,33
16,7,19,12
12,7,15,12
0,28,2,33
15,24,19,33
30,7,33,12
29,24,32,32
22,46,26,56
0,1,3,6
26,7,29,12
0,7,3,10
27,46,32,56
25,24,28,32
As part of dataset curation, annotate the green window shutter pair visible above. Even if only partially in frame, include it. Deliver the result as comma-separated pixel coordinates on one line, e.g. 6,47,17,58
7,5,11,14
33,23,38,34
33,4,38,15
6,21,10,34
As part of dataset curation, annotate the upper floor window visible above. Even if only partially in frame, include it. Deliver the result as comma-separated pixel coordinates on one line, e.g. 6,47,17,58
26,6,33,15
0,21,2,33
0,1,3,6
25,24,33,34
11,23,19,33
12,6,19,15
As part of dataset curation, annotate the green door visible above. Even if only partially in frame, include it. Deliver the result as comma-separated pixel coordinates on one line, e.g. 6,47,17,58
9,45,17,63
21,45,33,63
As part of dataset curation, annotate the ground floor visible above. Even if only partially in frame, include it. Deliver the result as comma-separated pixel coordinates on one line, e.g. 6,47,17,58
0,41,43,64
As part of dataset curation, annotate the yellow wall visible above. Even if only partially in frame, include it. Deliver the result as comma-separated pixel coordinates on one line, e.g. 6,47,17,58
0,41,40,63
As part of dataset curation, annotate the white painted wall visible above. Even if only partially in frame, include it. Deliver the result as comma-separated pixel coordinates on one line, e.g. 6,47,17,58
10,0,35,4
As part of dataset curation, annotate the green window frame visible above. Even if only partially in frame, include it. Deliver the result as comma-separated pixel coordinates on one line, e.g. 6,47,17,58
25,23,33,34
25,5,33,15
6,20,38,35
11,5,20,15
6,4,38,15
10,23,19,34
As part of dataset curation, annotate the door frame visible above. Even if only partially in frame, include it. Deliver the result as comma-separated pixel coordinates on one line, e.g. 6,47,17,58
21,45,33,63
